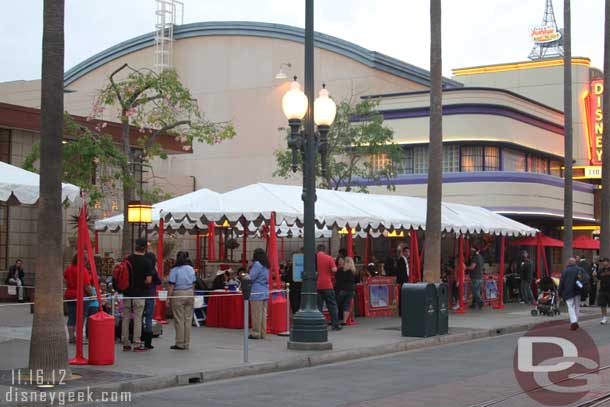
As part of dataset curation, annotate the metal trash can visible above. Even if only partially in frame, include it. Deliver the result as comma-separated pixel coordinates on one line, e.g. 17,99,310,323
401,283,438,338
436,283,449,335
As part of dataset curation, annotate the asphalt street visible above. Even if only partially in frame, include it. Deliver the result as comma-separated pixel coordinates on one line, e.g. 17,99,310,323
107,319,610,407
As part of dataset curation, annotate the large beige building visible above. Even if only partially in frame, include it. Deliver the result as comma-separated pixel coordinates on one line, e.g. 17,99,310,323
0,21,605,274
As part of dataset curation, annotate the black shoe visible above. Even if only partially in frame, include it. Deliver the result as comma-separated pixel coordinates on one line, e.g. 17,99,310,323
170,345,186,350
143,331,154,349
331,325,342,331
248,335,259,340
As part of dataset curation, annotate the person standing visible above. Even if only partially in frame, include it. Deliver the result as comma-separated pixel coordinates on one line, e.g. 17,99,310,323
248,248,269,339
316,244,342,331
384,248,398,278
143,250,161,349
64,254,93,343
335,256,357,325
590,256,600,307
595,257,610,325
6,259,25,302
396,245,410,316
467,247,485,309
122,238,153,352
559,257,585,330
518,251,534,305
577,255,592,306
168,251,196,350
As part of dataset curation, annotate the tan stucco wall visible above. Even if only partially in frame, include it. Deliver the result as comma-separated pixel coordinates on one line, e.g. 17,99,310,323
369,180,595,222
55,35,425,193
454,62,591,166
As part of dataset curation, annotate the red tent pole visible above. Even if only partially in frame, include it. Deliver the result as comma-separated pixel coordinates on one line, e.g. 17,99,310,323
208,222,216,261
195,233,201,271
69,204,88,365
219,228,225,261
455,235,466,314
409,230,415,283
241,220,248,268
364,233,370,265
415,233,422,282
494,236,505,309
94,230,99,255
536,233,542,280
347,228,354,258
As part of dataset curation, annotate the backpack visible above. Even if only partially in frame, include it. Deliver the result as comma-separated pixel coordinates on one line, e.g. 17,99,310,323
112,258,132,294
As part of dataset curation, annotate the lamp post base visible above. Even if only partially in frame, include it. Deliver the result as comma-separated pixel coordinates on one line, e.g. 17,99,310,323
287,340,332,351
287,309,330,349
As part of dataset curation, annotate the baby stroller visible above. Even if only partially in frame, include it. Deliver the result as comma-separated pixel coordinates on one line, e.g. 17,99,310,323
531,276,560,317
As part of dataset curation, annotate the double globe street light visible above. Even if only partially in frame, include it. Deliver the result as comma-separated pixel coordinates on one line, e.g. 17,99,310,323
282,74,337,349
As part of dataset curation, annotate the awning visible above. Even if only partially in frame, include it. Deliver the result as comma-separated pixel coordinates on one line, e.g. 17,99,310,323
0,161,80,205
573,235,600,250
511,234,564,247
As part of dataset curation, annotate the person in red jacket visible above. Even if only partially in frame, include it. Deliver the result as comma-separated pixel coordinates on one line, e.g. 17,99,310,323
64,254,93,343
316,244,341,331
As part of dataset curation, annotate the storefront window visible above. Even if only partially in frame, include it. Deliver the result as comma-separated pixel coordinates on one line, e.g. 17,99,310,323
461,146,484,172
443,144,459,173
484,146,500,171
550,160,562,177
413,146,428,174
397,148,414,175
370,153,391,174
503,149,526,172
528,156,548,174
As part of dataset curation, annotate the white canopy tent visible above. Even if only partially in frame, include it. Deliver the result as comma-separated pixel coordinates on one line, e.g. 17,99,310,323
164,183,537,237
0,161,80,205
94,188,222,232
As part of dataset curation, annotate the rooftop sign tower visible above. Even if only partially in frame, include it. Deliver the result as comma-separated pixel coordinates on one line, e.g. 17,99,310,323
528,0,564,60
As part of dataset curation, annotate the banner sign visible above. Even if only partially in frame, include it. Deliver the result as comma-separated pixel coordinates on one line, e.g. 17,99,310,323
586,79,604,165
530,26,561,44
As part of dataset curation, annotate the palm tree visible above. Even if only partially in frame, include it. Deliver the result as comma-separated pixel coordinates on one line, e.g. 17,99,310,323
28,0,71,380
562,0,573,267
601,0,610,258
423,0,443,283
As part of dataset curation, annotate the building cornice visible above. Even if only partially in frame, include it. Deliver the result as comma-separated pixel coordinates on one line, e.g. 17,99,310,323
64,21,463,88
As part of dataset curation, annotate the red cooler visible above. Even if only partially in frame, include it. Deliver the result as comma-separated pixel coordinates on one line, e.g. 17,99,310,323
87,311,115,365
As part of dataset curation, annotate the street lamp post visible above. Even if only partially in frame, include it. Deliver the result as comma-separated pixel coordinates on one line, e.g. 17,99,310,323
283,0,337,350
127,201,153,252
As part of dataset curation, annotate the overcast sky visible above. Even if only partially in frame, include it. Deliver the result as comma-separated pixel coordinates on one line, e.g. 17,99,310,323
0,0,605,82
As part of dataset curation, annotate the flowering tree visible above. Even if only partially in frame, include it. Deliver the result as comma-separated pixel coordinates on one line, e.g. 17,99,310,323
93,64,235,255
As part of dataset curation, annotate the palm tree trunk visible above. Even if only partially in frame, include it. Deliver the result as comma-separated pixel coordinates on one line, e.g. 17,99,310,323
423,0,442,283
601,0,610,258
28,0,71,380
562,0,573,266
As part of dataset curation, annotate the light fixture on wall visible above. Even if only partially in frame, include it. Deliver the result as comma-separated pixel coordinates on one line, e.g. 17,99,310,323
275,62,292,80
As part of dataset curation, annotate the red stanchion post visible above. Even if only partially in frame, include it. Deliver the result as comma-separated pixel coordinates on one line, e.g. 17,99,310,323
70,204,88,365
455,235,467,314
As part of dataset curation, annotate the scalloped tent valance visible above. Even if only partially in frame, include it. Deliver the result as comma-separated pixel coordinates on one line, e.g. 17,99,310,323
0,161,80,205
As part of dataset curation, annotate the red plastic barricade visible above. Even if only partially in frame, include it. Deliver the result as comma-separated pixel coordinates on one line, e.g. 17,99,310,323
87,311,115,365
267,294,287,334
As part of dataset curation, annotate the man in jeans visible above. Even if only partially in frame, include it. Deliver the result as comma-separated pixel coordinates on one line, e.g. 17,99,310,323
316,244,341,331
6,259,25,302
518,251,534,305
466,247,485,309
122,238,153,352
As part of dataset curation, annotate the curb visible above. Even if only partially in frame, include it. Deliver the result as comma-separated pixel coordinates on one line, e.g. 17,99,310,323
5,314,601,406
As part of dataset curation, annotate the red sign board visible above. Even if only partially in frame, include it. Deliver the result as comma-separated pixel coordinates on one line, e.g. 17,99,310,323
586,80,604,165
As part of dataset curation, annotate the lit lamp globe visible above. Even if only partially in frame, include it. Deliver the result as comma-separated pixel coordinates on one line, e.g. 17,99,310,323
282,78,308,122
314,86,336,127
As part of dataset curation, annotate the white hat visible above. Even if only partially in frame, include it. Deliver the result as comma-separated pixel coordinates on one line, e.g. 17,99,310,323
216,269,226,276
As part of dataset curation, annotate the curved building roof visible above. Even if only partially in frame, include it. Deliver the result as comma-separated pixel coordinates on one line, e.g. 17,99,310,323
64,21,462,88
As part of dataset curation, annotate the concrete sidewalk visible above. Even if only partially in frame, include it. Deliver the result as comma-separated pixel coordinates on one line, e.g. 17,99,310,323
0,302,602,405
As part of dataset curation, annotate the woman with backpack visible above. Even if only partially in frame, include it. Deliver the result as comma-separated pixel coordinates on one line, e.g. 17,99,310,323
168,251,196,350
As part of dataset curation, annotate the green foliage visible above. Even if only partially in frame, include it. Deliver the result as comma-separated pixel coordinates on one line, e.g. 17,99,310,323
140,185,173,205
96,66,235,157
23,114,129,205
274,98,401,192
